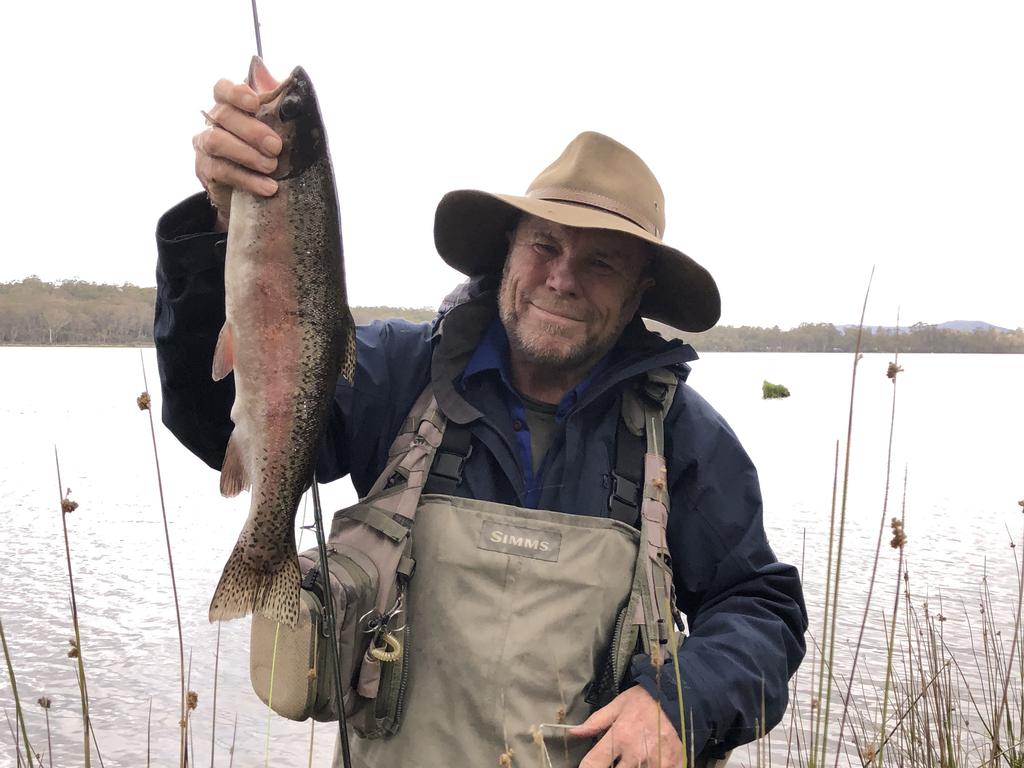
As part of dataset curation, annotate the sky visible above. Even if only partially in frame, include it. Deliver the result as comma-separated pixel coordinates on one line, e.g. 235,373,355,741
7,1,1023,330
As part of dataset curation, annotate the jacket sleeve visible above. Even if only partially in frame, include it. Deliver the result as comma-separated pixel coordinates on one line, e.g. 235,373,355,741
154,193,234,469
631,384,808,759
154,193,434,492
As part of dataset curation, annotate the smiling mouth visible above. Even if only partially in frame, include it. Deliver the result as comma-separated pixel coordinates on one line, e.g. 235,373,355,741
529,303,584,323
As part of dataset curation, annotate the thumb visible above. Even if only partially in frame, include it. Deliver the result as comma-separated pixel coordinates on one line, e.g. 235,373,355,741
568,697,624,738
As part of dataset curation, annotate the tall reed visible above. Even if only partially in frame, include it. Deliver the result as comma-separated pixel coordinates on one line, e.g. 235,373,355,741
55,449,91,768
832,327,903,765
0,614,35,766
138,354,187,768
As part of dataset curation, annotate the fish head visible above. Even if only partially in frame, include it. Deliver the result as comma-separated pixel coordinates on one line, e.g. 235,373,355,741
248,58,328,182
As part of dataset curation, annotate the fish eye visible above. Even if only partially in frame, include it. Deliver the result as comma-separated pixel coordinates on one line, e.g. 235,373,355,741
279,92,303,121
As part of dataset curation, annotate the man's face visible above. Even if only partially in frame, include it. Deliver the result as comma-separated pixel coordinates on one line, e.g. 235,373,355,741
498,214,654,373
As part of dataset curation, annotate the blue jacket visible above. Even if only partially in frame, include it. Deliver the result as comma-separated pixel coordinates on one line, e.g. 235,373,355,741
155,193,807,759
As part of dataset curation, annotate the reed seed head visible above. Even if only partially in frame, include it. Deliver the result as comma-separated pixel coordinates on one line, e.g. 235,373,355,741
137,392,151,410
1018,499,1023,509
187,690,198,710
67,638,79,658
499,749,514,766
890,517,907,549
556,706,566,724
886,362,904,380
61,497,78,514
37,696,51,709
307,667,317,681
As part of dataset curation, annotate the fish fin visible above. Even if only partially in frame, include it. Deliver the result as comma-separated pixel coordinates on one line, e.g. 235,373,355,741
212,322,234,381
339,316,357,384
208,538,301,627
247,56,280,94
219,432,250,497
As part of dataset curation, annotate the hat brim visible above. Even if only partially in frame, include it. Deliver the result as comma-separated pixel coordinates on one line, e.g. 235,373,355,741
434,190,721,333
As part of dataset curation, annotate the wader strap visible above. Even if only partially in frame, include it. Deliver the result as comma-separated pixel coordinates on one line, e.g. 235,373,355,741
619,370,680,668
608,415,644,527
422,420,473,495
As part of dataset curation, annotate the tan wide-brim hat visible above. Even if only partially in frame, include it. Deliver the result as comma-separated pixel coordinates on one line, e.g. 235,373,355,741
434,131,720,333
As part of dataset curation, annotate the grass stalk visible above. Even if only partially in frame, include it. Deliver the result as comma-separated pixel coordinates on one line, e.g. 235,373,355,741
3,707,25,767
990,520,1024,763
39,697,52,768
147,698,152,768
876,469,907,768
138,354,187,768
784,530,807,768
264,622,281,768
211,622,221,768
0,615,34,766
809,439,841,767
55,448,91,768
832,323,901,766
228,714,237,768
666,595,687,768
817,268,874,767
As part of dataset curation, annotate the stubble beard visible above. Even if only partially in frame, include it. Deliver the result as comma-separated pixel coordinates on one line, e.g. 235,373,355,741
498,273,611,374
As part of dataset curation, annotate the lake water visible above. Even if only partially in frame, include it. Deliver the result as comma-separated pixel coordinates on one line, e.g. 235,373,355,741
0,348,1021,767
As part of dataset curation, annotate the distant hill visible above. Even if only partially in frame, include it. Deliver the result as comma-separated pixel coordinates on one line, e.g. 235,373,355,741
936,320,1010,333
835,320,1013,334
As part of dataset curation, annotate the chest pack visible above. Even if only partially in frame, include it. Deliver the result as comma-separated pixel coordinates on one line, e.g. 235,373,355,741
248,368,681,743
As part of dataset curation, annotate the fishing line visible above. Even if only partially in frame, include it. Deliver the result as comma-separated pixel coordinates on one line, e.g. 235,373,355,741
250,0,263,59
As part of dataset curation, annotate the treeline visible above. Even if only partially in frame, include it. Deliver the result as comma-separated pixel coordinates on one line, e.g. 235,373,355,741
1,279,1021,352
0,278,438,345
669,321,1024,354
0,278,155,345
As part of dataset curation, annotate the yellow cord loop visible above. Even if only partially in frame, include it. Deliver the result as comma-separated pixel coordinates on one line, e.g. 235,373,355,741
368,630,403,663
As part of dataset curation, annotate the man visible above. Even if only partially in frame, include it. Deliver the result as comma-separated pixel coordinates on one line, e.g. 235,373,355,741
156,75,806,767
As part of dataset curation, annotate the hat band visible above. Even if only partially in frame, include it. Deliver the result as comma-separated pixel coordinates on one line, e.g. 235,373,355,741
526,186,661,239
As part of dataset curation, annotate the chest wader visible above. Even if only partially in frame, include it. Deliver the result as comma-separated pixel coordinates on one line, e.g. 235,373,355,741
325,369,691,768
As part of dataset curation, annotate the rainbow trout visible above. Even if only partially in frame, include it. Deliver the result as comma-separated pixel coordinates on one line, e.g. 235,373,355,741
209,57,356,627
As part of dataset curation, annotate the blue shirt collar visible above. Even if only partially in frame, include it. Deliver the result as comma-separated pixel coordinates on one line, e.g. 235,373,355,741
461,317,615,420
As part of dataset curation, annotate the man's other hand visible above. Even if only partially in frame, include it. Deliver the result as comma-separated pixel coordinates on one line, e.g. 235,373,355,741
571,685,684,767
192,77,283,231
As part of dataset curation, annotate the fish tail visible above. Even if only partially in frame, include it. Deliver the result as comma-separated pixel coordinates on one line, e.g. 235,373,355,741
208,539,302,627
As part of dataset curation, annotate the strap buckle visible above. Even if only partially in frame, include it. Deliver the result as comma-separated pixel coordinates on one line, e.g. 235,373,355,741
430,444,473,486
608,472,640,524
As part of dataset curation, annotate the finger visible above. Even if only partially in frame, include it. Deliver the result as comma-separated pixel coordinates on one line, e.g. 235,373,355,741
194,126,279,176
569,699,623,738
578,726,622,768
213,78,260,113
197,154,277,198
206,103,283,158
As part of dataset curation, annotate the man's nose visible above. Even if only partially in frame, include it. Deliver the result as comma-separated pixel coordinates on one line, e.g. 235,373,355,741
544,253,579,295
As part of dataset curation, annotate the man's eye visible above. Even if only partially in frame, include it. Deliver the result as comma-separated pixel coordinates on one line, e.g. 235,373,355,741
533,241,557,255
590,258,615,274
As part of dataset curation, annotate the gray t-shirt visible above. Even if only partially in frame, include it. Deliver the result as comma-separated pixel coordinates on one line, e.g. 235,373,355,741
520,393,559,474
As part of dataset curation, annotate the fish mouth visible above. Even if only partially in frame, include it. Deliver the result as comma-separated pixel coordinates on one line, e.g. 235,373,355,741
258,66,311,107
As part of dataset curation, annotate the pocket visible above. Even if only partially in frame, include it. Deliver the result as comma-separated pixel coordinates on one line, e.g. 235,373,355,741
349,592,412,738
249,547,379,723
585,600,638,710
